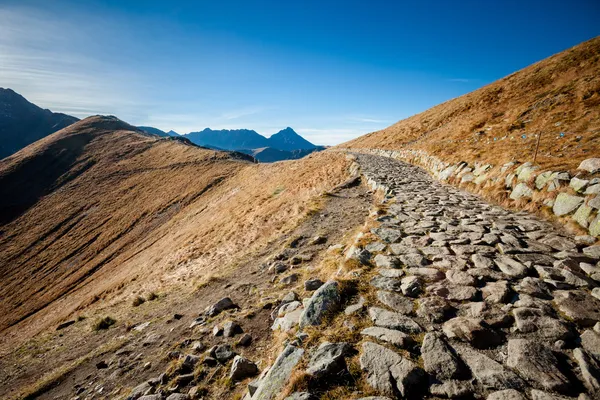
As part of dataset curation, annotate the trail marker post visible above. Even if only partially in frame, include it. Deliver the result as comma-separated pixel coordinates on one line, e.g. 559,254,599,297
533,131,543,164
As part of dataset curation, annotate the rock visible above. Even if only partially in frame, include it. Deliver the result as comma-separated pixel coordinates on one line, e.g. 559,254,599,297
370,275,403,292
514,276,552,297
138,396,162,400
454,343,524,390
535,171,554,190
442,317,502,348
306,342,351,378
252,345,304,400
570,177,590,193
416,296,452,323
579,158,600,173
361,326,412,348
471,253,494,269
360,342,425,397
272,307,303,332
206,297,236,317
366,242,387,252
309,236,327,245
582,245,600,258
230,355,259,381
280,273,299,285
281,291,299,304
406,267,445,281
553,193,584,216
446,269,476,286
181,354,201,372
512,307,571,341
574,204,593,227
299,281,340,328
398,253,429,268
510,183,533,200
506,339,570,393
213,344,235,362
573,348,600,392
368,307,422,333
344,296,365,316
374,254,398,268
223,321,242,337
304,278,324,291
346,246,371,264
553,290,600,327
128,382,153,399
588,184,600,194
285,393,315,400
446,285,478,301
167,394,189,400
581,329,600,360
487,389,527,400
494,256,528,278
400,276,423,297
429,380,474,398
376,290,414,314
378,269,404,278
372,227,403,243
482,281,511,304
237,333,252,347
421,332,463,380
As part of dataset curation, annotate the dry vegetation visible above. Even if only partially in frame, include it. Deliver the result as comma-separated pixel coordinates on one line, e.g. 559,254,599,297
343,36,600,170
0,116,351,357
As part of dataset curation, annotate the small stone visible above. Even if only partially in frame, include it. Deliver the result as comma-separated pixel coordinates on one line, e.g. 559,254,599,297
578,158,600,173
553,193,584,216
416,296,452,323
213,344,235,362
237,334,252,347
487,389,527,400
429,380,474,398
442,317,502,348
494,256,528,278
304,278,324,291
361,326,412,348
306,342,351,378
454,343,524,390
376,290,414,314
482,281,511,304
280,273,299,286
206,297,236,317
370,275,403,292
230,355,259,381
374,254,398,268
400,276,423,297
369,307,422,333
573,348,600,392
553,290,600,327
223,321,242,337
345,296,365,316
446,269,476,286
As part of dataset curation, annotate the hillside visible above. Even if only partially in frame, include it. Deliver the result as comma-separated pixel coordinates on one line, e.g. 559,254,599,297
0,116,356,399
344,36,600,171
241,146,324,162
0,88,79,159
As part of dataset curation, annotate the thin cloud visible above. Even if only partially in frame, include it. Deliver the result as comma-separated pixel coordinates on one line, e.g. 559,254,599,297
347,116,390,124
448,78,472,83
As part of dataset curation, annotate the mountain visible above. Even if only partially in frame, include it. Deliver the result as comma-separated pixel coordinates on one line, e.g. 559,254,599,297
240,146,325,162
186,128,270,150
0,88,79,159
184,127,319,157
344,36,600,170
166,130,180,136
267,127,317,151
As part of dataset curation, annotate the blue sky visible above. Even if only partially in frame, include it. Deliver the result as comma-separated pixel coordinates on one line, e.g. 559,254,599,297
1,0,598,144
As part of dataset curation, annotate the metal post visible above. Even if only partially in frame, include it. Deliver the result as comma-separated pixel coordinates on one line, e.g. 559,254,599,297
533,131,543,164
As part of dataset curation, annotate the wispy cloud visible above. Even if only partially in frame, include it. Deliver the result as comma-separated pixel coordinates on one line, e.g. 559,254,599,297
448,78,472,83
347,116,390,124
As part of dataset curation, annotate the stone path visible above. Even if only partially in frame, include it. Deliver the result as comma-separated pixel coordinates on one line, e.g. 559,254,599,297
350,153,600,399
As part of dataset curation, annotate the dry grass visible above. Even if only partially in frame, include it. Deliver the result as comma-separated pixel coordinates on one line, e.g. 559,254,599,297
343,36,600,170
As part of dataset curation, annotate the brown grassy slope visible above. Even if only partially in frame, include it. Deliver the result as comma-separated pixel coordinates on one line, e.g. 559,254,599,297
343,36,600,170
0,116,350,352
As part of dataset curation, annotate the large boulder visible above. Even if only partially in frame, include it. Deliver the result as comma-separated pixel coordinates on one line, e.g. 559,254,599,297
299,280,341,328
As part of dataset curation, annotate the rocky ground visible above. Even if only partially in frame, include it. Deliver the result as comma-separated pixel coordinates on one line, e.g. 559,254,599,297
28,153,600,400
246,154,600,400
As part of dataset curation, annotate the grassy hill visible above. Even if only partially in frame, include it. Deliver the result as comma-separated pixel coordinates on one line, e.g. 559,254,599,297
344,36,600,171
